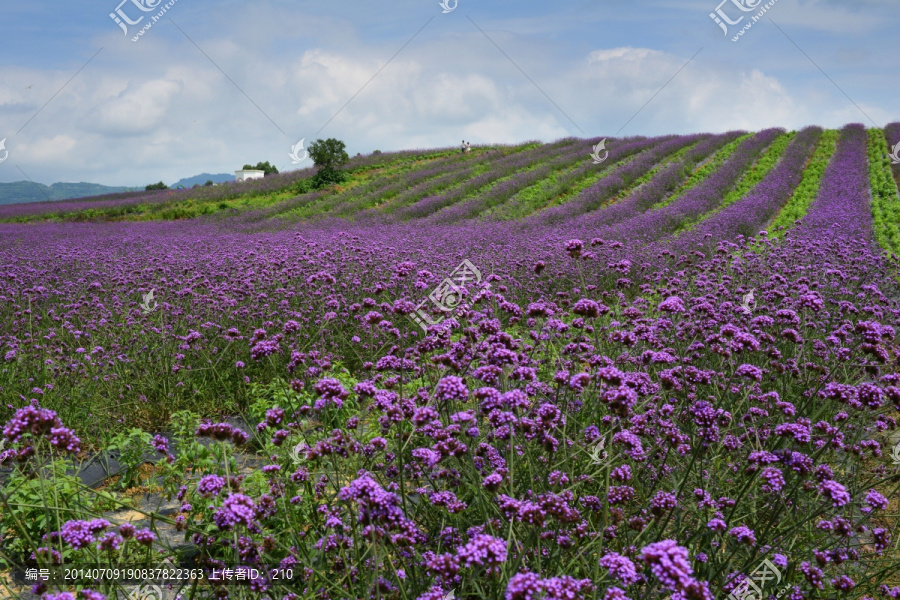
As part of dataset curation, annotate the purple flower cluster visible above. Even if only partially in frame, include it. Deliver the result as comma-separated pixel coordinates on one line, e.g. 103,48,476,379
2,402,81,454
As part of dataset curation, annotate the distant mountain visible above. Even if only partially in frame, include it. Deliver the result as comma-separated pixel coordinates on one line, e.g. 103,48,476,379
172,173,233,188
0,181,136,205
0,172,236,204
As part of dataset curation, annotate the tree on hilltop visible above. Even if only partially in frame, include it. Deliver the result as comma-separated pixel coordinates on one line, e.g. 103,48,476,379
308,138,350,188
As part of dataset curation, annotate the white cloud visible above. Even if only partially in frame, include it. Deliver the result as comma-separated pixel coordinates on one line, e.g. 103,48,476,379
23,135,79,163
87,79,183,136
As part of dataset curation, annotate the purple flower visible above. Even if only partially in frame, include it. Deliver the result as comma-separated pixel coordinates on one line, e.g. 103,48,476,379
456,533,508,568
47,426,82,453
735,364,763,381
650,491,678,516
505,572,593,600
831,575,855,591
3,404,80,453
600,552,640,584
865,489,889,511
313,378,350,409
728,525,757,546
707,518,727,532
611,465,632,481
134,528,155,546
540,576,594,600
506,572,543,600
96,532,122,551
659,296,685,313
565,239,584,258
30,547,62,565
483,472,503,491
434,376,469,403
640,540,696,590
151,434,169,454
819,479,850,507
572,298,608,318
417,586,451,600
60,519,110,549
214,493,259,530
608,486,635,506
760,467,785,492
422,551,461,579
338,475,408,526
250,339,281,360
197,474,226,498
603,587,631,600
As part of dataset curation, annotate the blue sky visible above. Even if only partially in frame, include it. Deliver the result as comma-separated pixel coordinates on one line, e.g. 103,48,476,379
0,0,897,187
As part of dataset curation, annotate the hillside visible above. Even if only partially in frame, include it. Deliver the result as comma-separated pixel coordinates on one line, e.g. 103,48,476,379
2,127,899,255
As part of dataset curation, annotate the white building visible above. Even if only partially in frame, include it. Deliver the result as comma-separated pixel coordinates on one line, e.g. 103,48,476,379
235,169,265,182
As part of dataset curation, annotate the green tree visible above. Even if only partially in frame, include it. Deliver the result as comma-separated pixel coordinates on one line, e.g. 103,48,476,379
204,179,214,187
308,138,350,188
242,161,279,176
145,181,168,190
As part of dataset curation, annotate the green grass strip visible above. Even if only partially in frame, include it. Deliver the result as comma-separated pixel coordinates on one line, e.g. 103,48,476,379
768,129,839,238
867,128,900,255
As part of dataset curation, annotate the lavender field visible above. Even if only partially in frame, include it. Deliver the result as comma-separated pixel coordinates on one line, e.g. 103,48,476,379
3,122,900,600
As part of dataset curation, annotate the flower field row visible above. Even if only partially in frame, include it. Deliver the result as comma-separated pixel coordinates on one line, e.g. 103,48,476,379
767,129,838,239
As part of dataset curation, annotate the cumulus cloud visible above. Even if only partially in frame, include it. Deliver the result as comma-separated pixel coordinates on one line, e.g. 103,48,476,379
88,79,183,136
